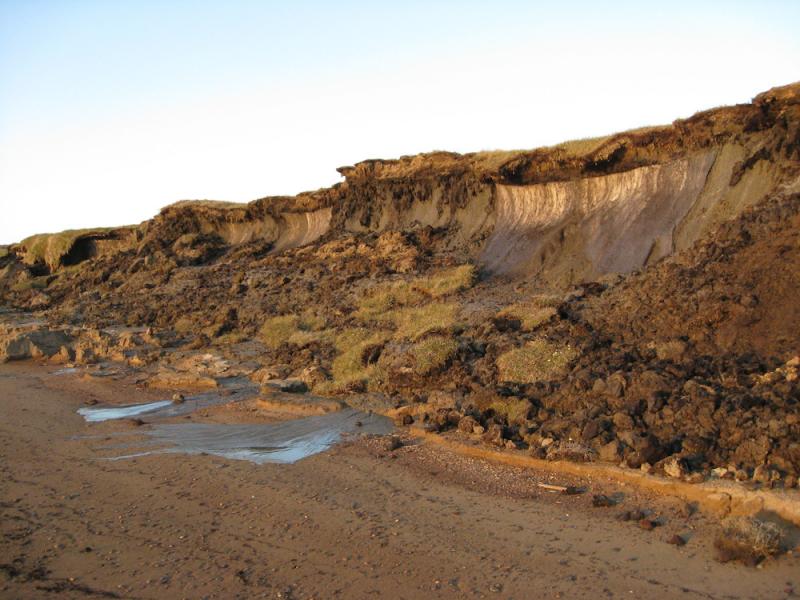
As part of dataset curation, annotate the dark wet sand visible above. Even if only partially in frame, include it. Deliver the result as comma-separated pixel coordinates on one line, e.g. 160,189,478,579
1,361,798,599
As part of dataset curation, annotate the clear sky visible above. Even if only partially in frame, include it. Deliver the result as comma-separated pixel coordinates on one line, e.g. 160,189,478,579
1,1,798,244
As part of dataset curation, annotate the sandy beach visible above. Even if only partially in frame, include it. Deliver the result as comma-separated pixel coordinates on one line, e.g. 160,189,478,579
2,361,798,599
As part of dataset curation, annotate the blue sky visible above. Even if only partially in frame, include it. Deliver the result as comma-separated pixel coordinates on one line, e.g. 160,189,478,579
1,0,799,243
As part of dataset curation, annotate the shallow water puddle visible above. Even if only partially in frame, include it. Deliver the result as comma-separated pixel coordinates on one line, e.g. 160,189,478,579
140,409,392,464
77,387,253,422
78,399,174,422
51,367,78,376
78,396,392,464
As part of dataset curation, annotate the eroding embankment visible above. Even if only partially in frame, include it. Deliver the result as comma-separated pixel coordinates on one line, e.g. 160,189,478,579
5,82,798,287
481,143,786,284
1,83,798,509
482,152,717,281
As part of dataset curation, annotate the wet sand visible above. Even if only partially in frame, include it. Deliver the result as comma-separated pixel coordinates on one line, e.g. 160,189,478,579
1,362,798,599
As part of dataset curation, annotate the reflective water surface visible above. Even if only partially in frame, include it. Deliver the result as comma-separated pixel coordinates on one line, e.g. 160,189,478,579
79,396,392,464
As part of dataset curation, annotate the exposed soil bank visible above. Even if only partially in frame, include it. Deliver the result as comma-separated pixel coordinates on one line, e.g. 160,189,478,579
2,362,799,599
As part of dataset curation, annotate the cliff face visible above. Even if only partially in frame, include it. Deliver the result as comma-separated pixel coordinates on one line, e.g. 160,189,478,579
5,82,798,288
483,152,717,281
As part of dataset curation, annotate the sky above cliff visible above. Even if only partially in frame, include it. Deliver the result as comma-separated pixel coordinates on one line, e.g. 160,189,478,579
1,1,799,244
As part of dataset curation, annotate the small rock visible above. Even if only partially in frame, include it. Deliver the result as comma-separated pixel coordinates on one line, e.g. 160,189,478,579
381,436,403,452
458,415,479,434
655,339,687,362
667,534,686,546
605,372,626,398
355,420,363,427
663,456,686,479
482,423,505,447
639,519,659,531
592,494,616,508
598,440,622,463
428,390,461,410
401,414,414,426
685,472,705,484
172,393,185,404
612,411,634,431
263,378,308,394
752,465,771,484
580,420,601,442
620,509,646,522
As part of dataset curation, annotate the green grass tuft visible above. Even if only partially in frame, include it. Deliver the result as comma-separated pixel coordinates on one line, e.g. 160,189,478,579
489,397,532,425
356,265,475,322
497,294,562,330
356,281,421,321
259,313,331,349
391,302,459,341
20,228,113,269
11,275,50,292
415,264,476,297
496,339,577,384
315,328,391,394
410,335,458,375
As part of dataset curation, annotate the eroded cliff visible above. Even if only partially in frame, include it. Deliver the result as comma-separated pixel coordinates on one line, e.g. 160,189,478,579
1,82,799,487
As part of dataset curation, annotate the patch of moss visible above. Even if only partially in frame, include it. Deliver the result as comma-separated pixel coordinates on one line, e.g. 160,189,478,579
410,335,458,375
496,339,577,384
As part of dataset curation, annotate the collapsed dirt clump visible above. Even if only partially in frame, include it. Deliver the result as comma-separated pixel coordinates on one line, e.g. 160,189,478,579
1,82,799,489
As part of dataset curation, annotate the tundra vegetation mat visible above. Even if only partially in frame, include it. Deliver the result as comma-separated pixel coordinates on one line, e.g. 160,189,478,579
1,83,799,508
